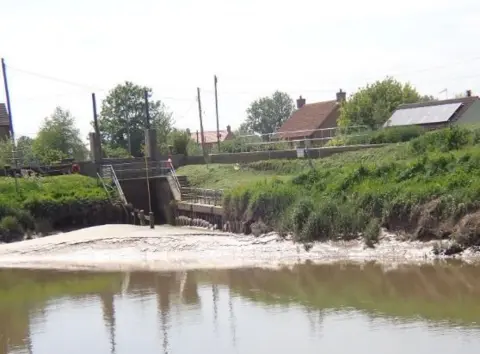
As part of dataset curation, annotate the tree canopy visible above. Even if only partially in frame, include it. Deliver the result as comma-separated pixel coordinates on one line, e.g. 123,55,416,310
244,91,294,137
32,107,87,163
339,77,428,129
97,81,173,157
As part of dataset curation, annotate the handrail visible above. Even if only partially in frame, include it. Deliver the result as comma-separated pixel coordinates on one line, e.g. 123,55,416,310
102,164,127,205
167,161,182,192
181,187,224,206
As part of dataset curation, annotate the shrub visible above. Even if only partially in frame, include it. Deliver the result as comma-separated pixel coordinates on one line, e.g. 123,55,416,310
0,216,24,243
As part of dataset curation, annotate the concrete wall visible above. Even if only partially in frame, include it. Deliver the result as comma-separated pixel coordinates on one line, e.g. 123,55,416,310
119,176,174,224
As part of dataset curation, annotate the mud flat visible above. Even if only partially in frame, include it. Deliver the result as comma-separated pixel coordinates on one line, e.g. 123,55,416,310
0,224,478,271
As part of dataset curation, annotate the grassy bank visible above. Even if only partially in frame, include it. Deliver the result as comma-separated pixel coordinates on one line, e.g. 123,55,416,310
180,126,480,250
0,174,123,243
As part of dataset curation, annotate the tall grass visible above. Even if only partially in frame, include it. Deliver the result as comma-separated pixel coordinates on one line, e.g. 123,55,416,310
223,126,480,247
0,175,123,242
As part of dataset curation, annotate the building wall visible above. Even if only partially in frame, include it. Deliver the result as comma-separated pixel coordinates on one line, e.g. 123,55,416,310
455,101,480,126
0,126,9,140
310,109,340,146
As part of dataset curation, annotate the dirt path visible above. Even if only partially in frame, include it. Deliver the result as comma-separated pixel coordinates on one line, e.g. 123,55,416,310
0,224,478,271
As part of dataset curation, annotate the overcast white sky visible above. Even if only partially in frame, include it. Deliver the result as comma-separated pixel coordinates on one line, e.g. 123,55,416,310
1,0,480,142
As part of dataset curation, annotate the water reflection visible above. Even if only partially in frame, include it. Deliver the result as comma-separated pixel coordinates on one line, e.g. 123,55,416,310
1,261,480,354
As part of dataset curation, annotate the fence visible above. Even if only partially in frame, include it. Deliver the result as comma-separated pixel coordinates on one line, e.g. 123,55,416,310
181,187,224,206
188,125,371,155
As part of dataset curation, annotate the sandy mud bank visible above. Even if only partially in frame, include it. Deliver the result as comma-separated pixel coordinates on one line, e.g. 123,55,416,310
0,224,478,271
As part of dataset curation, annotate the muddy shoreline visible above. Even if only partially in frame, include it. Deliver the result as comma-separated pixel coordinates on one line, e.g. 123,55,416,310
0,224,478,272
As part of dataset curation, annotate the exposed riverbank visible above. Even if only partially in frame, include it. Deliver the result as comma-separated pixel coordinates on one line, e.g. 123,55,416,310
0,224,478,271
180,126,480,252
0,174,124,242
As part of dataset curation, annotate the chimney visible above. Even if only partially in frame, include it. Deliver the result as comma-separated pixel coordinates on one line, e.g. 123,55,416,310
226,125,231,134
296,96,306,109
336,89,346,103
466,89,472,97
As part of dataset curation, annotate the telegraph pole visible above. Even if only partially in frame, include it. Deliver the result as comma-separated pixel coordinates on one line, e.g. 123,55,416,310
214,75,220,151
144,90,151,129
1,58,19,193
197,87,206,160
91,93,102,161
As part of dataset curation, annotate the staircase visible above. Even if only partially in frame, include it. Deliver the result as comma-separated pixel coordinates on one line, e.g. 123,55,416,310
98,165,128,205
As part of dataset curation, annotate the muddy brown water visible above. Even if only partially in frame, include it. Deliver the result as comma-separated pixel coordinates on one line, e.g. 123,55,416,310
1,261,480,354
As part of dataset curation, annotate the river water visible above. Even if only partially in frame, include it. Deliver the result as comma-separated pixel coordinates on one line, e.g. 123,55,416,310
1,261,480,354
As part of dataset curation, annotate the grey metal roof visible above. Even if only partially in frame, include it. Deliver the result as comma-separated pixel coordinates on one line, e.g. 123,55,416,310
0,103,9,127
384,102,463,127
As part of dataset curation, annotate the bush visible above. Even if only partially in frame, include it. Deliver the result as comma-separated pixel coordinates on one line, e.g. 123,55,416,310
0,216,24,243
169,129,191,155
327,126,425,146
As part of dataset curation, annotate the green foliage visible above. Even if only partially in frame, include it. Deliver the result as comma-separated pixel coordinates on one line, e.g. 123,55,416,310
32,107,88,163
102,145,132,158
0,216,23,243
219,126,480,244
0,175,123,242
97,81,174,157
168,129,190,155
339,77,424,129
244,91,295,136
327,126,426,146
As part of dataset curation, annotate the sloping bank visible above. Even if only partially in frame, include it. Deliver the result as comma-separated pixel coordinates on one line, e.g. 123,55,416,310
221,126,480,254
0,174,123,243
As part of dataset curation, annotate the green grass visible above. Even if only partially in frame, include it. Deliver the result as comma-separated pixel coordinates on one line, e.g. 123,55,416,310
0,175,122,242
180,126,480,247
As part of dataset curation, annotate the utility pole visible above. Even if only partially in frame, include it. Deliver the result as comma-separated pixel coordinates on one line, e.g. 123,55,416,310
197,87,207,161
214,75,220,151
1,58,19,193
144,90,151,129
91,93,102,161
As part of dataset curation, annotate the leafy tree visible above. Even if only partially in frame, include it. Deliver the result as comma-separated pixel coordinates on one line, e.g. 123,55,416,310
32,107,87,163
339,77,424,129
244,91,294,138
102,145,131,159
16,136,36,165
97,81,173,157
168,129,190,155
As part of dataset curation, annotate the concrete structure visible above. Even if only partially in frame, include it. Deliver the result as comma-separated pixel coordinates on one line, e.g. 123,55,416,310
0,103,10,140
384,94,480,130
276,89,346,145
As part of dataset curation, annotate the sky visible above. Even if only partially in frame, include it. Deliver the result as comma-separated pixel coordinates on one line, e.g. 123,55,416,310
1,0,480,143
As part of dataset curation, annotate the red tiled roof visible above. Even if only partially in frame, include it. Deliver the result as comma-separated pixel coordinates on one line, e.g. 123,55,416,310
0,103,9,127
276,100,339,139
190,130,230,144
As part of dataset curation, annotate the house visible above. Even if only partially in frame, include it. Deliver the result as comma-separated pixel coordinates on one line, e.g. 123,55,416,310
0,103,10,140
189,125,235,150
276,89,346,146
384,91,480,130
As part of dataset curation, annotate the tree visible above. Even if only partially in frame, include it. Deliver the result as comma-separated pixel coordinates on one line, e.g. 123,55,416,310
97,81,174,157
244,91,294,138
32,107,88,163
339,77,424,129
16,136,36,165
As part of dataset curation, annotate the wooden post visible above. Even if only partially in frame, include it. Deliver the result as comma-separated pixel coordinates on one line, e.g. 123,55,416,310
1,58,18,194
92,93,103,162
197,87,207,165
144,90,151,129
214,75,220,151
149,211,154,229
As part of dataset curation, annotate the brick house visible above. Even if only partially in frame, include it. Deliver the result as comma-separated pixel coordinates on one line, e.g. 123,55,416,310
189,125,235,150
0,103,10,140
384,92,480,130
276,90,346,146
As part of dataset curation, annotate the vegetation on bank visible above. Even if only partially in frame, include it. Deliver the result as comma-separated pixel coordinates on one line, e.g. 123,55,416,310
0,175,122,243
180,126,480,250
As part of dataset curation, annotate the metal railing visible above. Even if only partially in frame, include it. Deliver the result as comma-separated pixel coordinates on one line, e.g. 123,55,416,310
188,125,372,154
181,187,224,206
100,164,127,205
